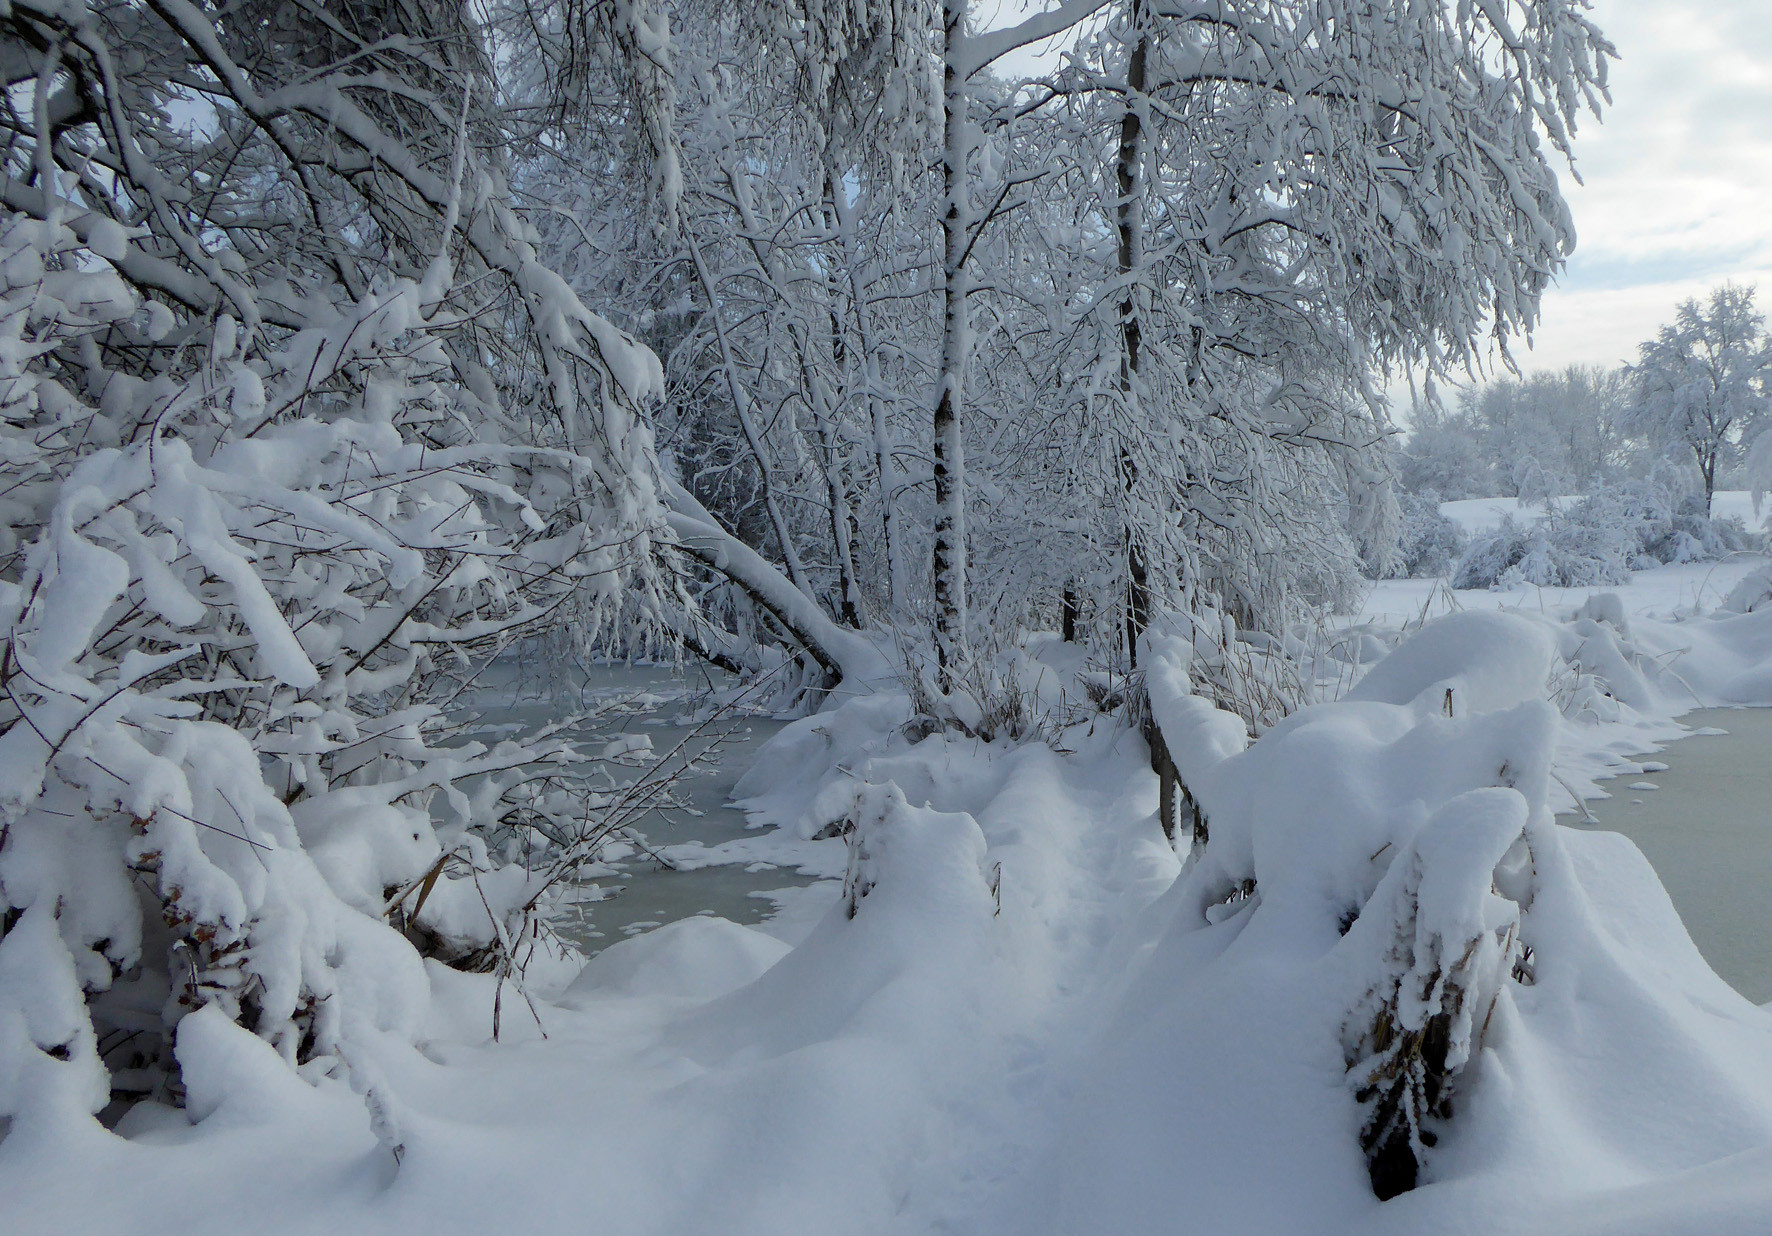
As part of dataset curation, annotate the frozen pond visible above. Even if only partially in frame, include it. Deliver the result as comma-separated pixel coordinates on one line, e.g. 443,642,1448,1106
458,658,831,955
1566,707,1772,1004
468,660,1772,991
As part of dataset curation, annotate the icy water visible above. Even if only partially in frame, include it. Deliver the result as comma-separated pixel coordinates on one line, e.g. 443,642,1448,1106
1567,707,1772,1005
458,658,821,954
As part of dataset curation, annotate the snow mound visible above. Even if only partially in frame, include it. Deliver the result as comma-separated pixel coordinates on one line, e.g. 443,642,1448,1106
731,691,914,838
1346,610,1558,715
174,1006,327,1127
564,917,789,1003
681,780,998,1063
1007,609,1772,1232
1142,626,1250,782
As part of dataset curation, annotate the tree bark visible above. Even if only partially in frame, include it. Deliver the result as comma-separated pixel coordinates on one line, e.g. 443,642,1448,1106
1117,0,1150,666
933,0,973,684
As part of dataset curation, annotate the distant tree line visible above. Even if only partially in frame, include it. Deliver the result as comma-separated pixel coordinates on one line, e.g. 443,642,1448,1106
1399,284,1772,507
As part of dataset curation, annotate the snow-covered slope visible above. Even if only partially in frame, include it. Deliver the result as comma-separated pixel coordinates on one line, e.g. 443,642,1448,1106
1441,495,1571,535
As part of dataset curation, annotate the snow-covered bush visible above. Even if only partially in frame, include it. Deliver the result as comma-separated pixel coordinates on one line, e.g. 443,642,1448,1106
1722,564,1772,614
1384,490,1468,578
1144,612,1560,1198
1343,788,1529,1197
0,205,674,1126
0,0,682,1135
1451,481,1754,589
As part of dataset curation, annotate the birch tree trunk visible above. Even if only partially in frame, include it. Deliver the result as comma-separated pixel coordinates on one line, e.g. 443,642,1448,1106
1117,0,1150,664
933,0,973,682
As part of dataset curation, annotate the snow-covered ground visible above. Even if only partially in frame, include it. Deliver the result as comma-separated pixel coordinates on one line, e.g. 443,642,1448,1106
8,569,1772,1235
1440,490,1770,537
1357,558,1772,809
1440,495,1575,535
1360,557,1771,629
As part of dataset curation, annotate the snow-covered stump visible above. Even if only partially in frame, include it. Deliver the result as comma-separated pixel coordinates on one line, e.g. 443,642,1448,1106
1131,612,1589,1206
1341,788,1530,1200
837,781,996,926
1138,621,1248,854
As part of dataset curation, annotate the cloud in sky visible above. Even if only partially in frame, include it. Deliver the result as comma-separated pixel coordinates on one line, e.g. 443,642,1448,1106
1524,0,1772,372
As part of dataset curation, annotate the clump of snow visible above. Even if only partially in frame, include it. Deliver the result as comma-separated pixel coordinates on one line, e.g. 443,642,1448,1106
174,1007,326,1127
1722,563,1772,614
1344,610,1558,716
564,916,788,1003
731,691,915,839
1142,624,1251,781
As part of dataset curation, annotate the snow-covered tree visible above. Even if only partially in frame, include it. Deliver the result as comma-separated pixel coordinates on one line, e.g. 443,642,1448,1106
504,0,1612,702
1627,284,1771,508
1401,365,1637,502
0,0,685,1128
1018,0,1611,644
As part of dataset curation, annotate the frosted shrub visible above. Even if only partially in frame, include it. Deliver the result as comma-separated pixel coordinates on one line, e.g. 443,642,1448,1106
0,0,712,1135
0,209,675,1128
1385,491,1468,579
1451,481,1753,589
1144,613,1570,1200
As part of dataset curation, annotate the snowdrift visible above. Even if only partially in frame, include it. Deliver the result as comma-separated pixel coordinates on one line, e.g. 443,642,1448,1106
1007,600,1772,1233
9,576,1772,1235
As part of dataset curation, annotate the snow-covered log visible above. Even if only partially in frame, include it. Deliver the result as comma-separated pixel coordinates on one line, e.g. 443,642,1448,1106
661,478,886,687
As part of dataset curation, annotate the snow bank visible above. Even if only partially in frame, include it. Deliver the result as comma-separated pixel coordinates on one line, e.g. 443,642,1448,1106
563,916,789,1002
1142,625,1250,781
10,599,1772,1235
1344,610,1558,715
1003,603,1772,1232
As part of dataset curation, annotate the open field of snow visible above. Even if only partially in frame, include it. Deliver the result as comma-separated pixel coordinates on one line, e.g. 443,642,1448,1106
1441,491,1771,537
1360,557,1772,629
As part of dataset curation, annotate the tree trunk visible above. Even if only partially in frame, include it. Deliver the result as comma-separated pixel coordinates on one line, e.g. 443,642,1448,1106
662,476,879,685
933,0,972,683
1116,0,1149,666
1114,5,1186,822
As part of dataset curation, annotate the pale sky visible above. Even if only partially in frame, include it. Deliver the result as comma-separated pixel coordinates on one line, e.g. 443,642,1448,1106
1523,0,1772,375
